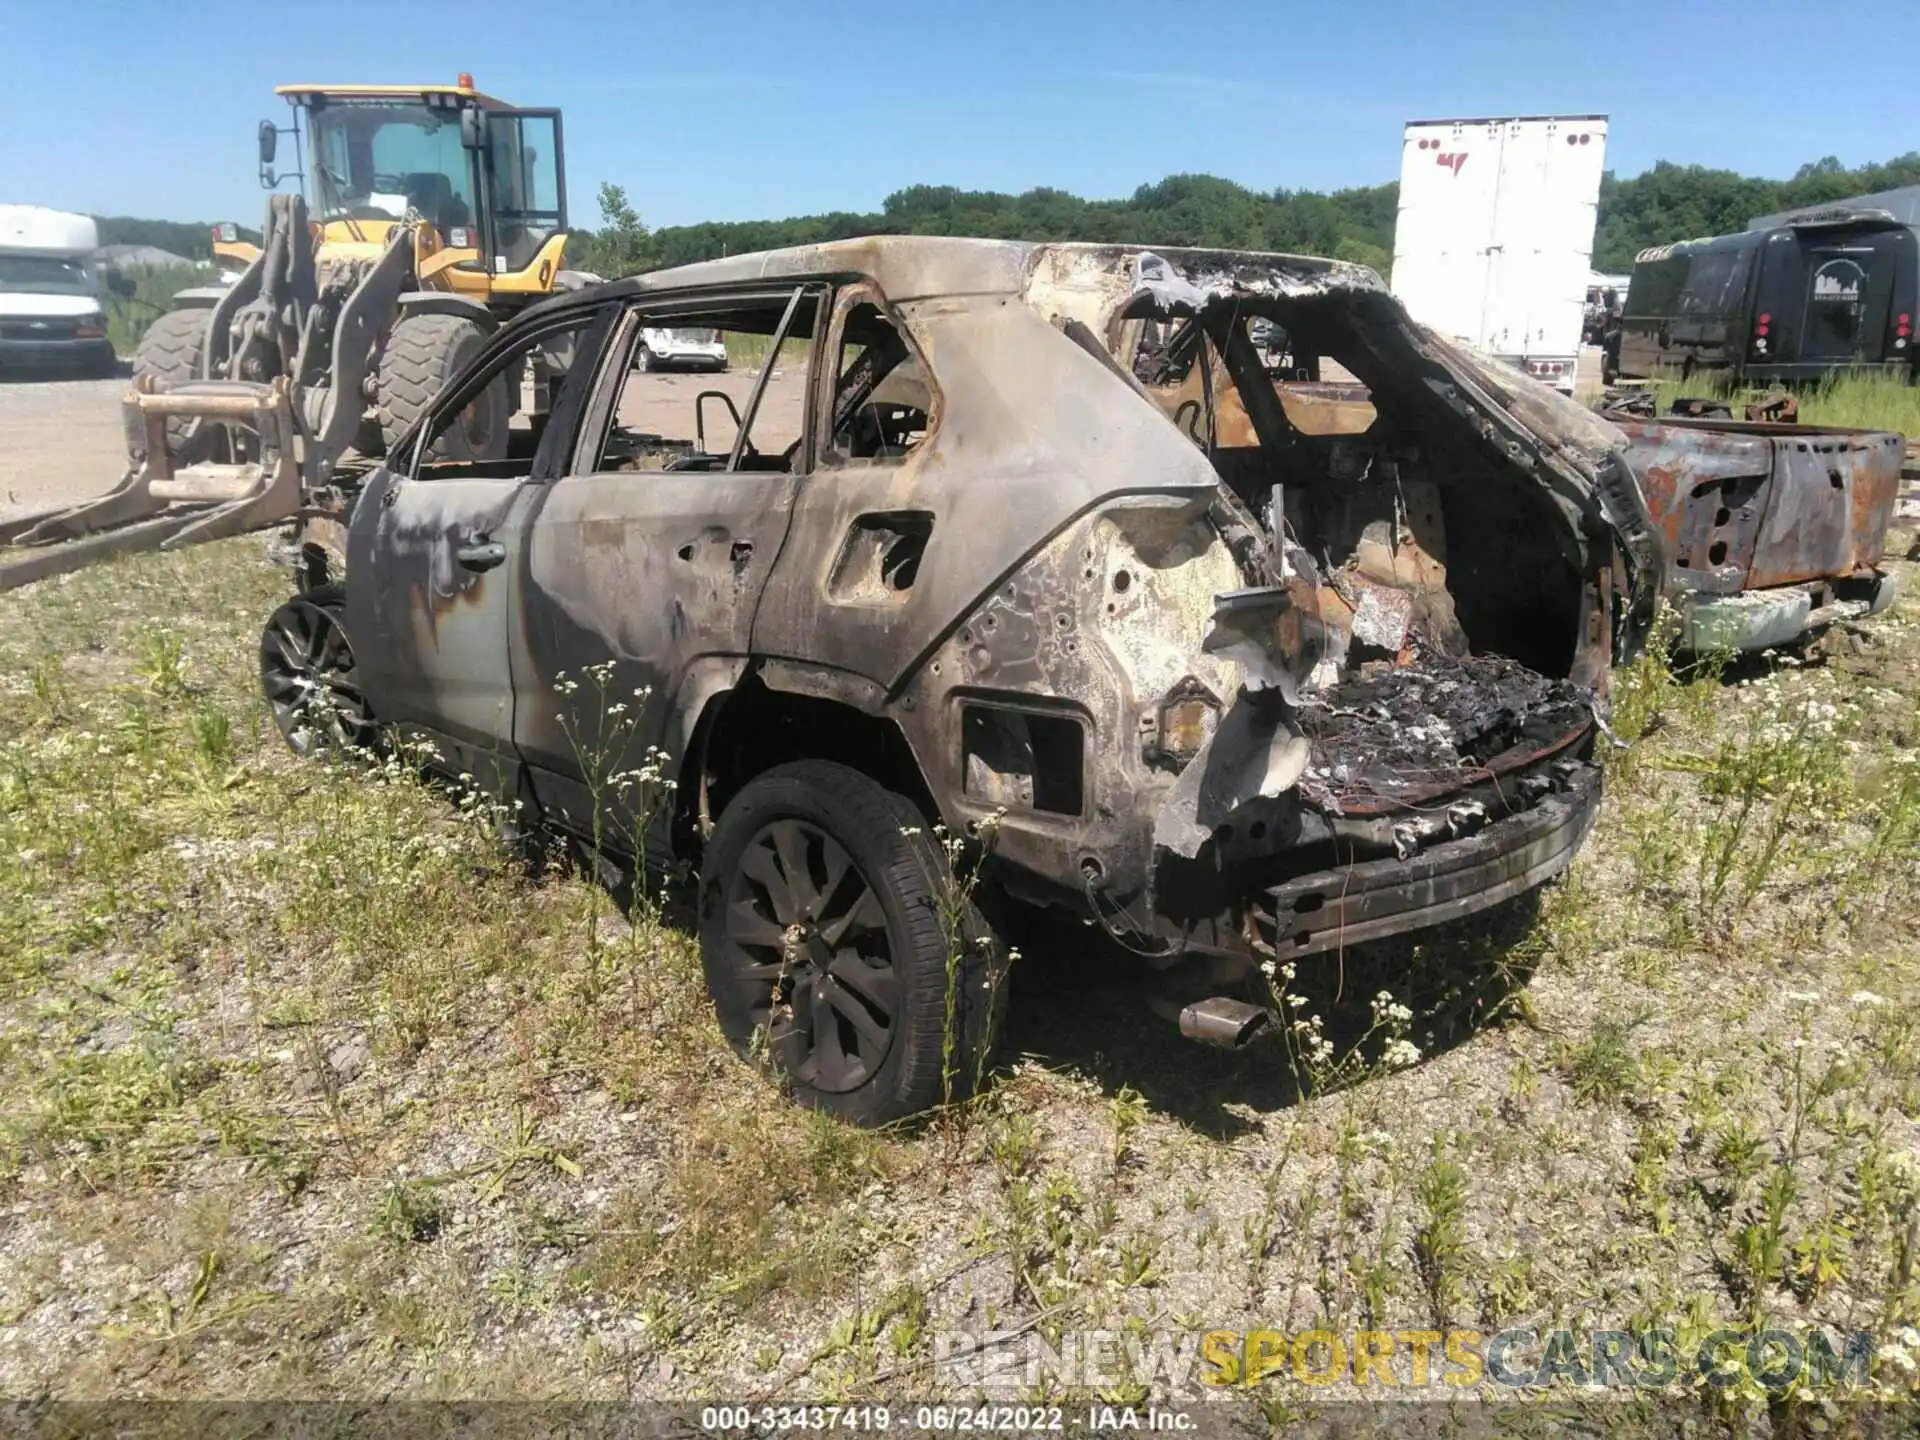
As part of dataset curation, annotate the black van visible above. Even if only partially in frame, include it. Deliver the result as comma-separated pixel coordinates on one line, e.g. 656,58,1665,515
1612,208,1918,384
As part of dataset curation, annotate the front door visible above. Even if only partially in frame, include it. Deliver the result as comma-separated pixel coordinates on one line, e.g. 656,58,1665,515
348,307,605,786
508,285,824,860
348,471,532,772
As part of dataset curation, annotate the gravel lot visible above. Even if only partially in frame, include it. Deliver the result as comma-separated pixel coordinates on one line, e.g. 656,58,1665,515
0,375,129,524
0,361,810,532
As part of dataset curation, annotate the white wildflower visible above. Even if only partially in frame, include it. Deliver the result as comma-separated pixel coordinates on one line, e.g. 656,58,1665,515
1383,1038,1422,1070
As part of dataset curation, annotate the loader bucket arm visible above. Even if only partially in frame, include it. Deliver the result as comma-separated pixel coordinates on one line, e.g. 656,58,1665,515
2,193,421,594
1,378,302,593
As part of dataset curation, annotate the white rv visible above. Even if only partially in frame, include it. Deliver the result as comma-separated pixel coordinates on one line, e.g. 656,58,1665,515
0,206,116,377
1389,115,1608,394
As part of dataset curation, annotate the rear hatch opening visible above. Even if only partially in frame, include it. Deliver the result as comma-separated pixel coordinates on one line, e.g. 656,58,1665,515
1108,254,1640,943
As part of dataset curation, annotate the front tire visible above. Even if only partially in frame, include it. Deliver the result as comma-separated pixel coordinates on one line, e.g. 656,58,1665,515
259,585,379,757
129,308,209,461
376,313,507,463
698,761,1004,1126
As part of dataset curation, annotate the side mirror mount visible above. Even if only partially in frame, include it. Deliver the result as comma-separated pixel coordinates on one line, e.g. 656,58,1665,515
460,105,486,152
105,267,136,299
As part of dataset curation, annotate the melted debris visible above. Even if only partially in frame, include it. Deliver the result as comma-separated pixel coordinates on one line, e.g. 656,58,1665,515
1292,653,1591,811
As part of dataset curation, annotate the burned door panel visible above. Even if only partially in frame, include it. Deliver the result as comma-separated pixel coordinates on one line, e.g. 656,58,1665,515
347,468,531,769
511,470,802,842
752,294,1226,695
1612,424,1776,596
1613,418,1904,595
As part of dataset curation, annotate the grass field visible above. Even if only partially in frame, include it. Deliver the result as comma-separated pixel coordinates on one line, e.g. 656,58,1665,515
1,527,1917,1426
1642,370,1920,436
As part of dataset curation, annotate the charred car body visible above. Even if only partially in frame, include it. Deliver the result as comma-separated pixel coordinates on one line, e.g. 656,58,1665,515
256,238,1660,1123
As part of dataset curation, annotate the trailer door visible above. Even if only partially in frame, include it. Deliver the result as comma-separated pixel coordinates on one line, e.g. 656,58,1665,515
1391,119,1505,348
1481,118,1606,378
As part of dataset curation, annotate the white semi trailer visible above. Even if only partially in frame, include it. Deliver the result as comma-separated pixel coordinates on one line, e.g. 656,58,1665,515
1389,115,1608,394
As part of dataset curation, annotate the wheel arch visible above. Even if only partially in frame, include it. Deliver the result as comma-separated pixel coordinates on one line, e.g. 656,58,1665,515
394,292,501,330
163,287,230,309
676,671,942,861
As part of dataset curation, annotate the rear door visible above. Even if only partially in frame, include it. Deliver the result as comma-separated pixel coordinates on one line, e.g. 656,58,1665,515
507,283,824,859
1391,119,1504,347
347,305,606,786
1798,230,1904,365
1515,118,1606,371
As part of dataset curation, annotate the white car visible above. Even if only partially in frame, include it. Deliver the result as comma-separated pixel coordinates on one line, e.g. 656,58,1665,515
637,326,728,372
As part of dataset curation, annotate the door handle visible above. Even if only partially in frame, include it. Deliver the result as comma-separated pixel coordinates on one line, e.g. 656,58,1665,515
455,538,507,572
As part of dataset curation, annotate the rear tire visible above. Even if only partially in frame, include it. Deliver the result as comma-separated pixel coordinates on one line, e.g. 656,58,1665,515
129,308,209,461
698,761,1006,1126
375,313,506,463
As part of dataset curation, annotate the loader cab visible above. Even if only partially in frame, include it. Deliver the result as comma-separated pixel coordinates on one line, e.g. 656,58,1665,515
271,79,568,306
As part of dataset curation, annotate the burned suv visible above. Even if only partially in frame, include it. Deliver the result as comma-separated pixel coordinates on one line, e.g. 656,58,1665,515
262,239,1658,1124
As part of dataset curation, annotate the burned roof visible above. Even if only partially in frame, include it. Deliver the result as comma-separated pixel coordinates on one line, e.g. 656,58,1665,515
629,236,1387,306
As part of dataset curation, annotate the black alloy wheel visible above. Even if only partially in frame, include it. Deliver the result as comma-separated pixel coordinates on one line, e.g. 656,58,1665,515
724,817,900,1093
697,760,1005,1125
259,586,377,756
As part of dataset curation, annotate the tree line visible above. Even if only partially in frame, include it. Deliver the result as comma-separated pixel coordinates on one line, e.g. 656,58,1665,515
93,217,259,262
575,152,1920,281
96,151,1920,278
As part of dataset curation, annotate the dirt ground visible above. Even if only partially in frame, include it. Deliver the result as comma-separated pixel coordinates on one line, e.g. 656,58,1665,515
0,376,129,523
610,362,809,458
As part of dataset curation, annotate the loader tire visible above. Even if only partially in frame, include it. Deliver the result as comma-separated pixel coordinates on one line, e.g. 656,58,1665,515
376,314,507,464
129,308,210,462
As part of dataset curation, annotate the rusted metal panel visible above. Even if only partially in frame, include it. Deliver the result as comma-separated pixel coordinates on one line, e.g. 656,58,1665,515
1612,416,1902,602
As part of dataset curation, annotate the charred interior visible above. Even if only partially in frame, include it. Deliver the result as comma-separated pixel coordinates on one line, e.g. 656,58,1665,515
1113,265,1608,950
1125,288,1592,682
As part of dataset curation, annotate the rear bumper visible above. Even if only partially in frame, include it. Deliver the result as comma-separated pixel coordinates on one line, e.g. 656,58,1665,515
1248,762,1600,962
1680,569,1899,652
646,352,728,371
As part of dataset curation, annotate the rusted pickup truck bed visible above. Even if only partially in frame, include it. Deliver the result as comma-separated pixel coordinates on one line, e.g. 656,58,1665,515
1609,417,1902,651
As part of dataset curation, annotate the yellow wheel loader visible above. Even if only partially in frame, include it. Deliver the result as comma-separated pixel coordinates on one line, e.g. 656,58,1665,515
1,77,589,591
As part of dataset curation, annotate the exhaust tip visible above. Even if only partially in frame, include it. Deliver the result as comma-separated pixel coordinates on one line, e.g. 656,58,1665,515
1179,996,1275,1050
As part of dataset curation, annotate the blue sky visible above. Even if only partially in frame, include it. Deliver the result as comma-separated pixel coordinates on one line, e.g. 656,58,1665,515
2,0,1915,228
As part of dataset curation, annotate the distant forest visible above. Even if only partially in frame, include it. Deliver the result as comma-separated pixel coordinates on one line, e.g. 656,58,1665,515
98,152,1920,277
93,217,253,261
596,153,1920,278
